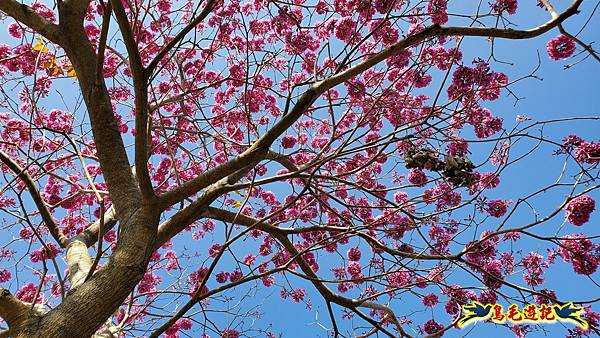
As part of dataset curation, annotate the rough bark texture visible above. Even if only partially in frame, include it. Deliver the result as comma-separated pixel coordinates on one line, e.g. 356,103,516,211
34,206,159,337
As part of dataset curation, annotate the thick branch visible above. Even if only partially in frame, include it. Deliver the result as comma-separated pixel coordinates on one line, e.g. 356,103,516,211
157,0,582,211
57,2,142,216
65,239,93,287
0,151,68,248
110,0,154,199
37,205,159,337
158,146,269,210
66,207,123,335
0,0,61,44
0,289,30,329
318,0,583,90
0,289,44,335
7,3,160,336
158,88,319,209
156,169,250,246
65,205,116,287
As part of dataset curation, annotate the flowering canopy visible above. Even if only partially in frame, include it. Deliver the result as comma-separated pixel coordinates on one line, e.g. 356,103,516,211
0,0,598,337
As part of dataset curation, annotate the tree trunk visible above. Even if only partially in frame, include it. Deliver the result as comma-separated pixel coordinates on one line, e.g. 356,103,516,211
3,7,166,337
8,206,158,337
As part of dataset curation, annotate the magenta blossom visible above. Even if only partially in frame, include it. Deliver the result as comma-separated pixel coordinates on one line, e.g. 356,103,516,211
546,35,576,60
565,194,595,226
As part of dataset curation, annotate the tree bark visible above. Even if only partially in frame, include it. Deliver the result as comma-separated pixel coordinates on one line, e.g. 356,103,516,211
31,206,158,337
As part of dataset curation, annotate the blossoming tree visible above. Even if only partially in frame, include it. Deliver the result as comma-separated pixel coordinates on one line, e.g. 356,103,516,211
0,0,598,337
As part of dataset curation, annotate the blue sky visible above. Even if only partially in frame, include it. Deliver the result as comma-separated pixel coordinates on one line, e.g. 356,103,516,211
1,1,599,337
245,2,600,338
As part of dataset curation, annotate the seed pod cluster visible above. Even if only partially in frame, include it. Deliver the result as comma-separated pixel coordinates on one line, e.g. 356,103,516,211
404,148,476,187
442,155,476,187
404,148,444,171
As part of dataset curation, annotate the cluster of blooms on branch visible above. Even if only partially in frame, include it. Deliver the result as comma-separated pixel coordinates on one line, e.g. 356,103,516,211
0,0,598,337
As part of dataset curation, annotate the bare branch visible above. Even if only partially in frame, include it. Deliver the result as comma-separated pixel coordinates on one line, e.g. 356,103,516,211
539,0,599,61
0,150,68,248
110,0,154,199
56,5,142,216
149,77,229,112
84,200,106,283
0,289,44,334
156,171,247,246
202,208,410,337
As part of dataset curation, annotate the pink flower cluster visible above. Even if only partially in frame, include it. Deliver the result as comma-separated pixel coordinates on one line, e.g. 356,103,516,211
492,0,518,15
0,269,11,283
347,247,362,261
421,47,462,71
408,168,427,186
559,234,599,275
15,283,39,302
423,319,444,336
521,252,548,286
221,330,240,338
422,293,439,307
478,289,498,305
423,183,462,211
137,272,162,293
386,269,412,288
546,35,576,60
428,223,458,254
428,0,448,25
164,250,180,271
281,134,297,149
164,318,192,338
280,287,307,303
0,195,15,208
561,134,584,152
346,261,363,279
334,17,357,43
575,141,600,164
29,243,61,263
560,135,600,164
449,60,509,103
443,284,477,315
482,259,504,289
215,269,243,284
534,289,557,305
565,194,595,226
485,199,510,218
465,234,499,266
